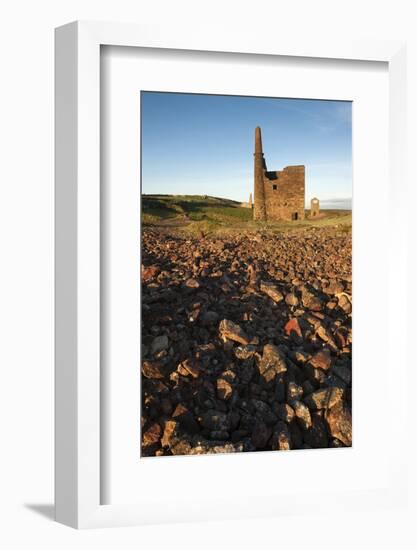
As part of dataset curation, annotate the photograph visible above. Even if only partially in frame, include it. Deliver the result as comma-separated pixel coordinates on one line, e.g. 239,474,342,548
140,91,352,457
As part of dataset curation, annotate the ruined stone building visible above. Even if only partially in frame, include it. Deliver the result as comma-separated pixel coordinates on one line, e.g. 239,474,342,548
310,197,320,217
253,126,305,222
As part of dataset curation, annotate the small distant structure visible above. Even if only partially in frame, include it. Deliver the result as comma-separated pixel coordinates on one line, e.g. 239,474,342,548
310,197,320,217
253,127,305,222
240,192,254,209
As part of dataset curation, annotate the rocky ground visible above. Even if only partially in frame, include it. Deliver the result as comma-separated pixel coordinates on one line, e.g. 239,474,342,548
141,225,352,456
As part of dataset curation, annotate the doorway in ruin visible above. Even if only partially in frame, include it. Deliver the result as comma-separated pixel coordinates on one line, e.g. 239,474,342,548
291,213,298,221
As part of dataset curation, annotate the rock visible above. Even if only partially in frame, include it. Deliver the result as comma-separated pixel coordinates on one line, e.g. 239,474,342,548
188,441,244,455
329,438,346,448
304,412,329,448
276,403,295,423
258,344,287,382
289,419,303,449
151,334,169,355
240,363,255,384
292,400,312,430
142,264,160,282
219,319,249,345
302,380,315,396
160,397,173,415
142,422,162,447
231,429,249,442
177,359,200,378
304,364,327,386
324,280,345,295
337,293,352,314
210,430,229,440
141,360,166,380
217,378,233,400
285,292,299,307
200,410,230,432
271,421,291,450
185,278,200,288
252,399,277,425
260,281,284,303
252,421,272,449
284,318,302,338
275,374,286,402
334,328,348,348
287,381,303,401
200,310,219,325
223,369,237,382
301,288,322,311
247,264,258,285
239,412,256,432
234,345,257,360
324,374,346,390
161,420,179,447
325,402,352,446
333,365,352,385
304,387,343,410
172,404,200,434
316,325,338,351
290,350,310,364
171,403,188,418
188,307,200,323
309,349,332,371
170,440,193,455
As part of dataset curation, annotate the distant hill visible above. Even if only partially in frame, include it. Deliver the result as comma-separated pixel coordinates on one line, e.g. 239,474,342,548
142,194,253,224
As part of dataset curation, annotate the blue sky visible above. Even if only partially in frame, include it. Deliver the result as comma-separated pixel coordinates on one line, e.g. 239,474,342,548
141,92,352,208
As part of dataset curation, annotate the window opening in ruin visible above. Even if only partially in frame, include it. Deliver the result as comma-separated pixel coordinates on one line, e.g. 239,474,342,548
272,184,277,190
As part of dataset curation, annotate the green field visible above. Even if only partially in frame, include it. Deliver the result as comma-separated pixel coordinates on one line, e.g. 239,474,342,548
142,194,351,235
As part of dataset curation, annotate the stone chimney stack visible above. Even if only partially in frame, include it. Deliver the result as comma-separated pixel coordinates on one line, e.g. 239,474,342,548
249,192,253,208
253,126,267,221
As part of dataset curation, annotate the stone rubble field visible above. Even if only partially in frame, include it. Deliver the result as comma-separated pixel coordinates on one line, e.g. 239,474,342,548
141,226,352,456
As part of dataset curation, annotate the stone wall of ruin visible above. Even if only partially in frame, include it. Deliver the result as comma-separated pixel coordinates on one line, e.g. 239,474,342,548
262,165,305,221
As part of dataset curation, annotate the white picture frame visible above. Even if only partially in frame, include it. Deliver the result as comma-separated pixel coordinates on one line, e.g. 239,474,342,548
55,21,407,529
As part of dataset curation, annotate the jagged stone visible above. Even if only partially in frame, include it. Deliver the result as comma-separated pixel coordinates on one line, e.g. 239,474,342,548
285,293,299,306
142,423,162,447
276,403,295,423
217,378,233,400
292,400,312,430
219,319,249,345
304,387,344,410
325,402,352,446
142,264,160,282
309,349,332,371
151,334,169,355
260,281,284,303
258,344,287,382
252,421,272,449
142,360,166,380
271,421,292,450
284,318,302,338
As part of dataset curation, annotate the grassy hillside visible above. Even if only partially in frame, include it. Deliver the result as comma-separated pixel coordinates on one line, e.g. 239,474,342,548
142,194,351,234
142,195,253,224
